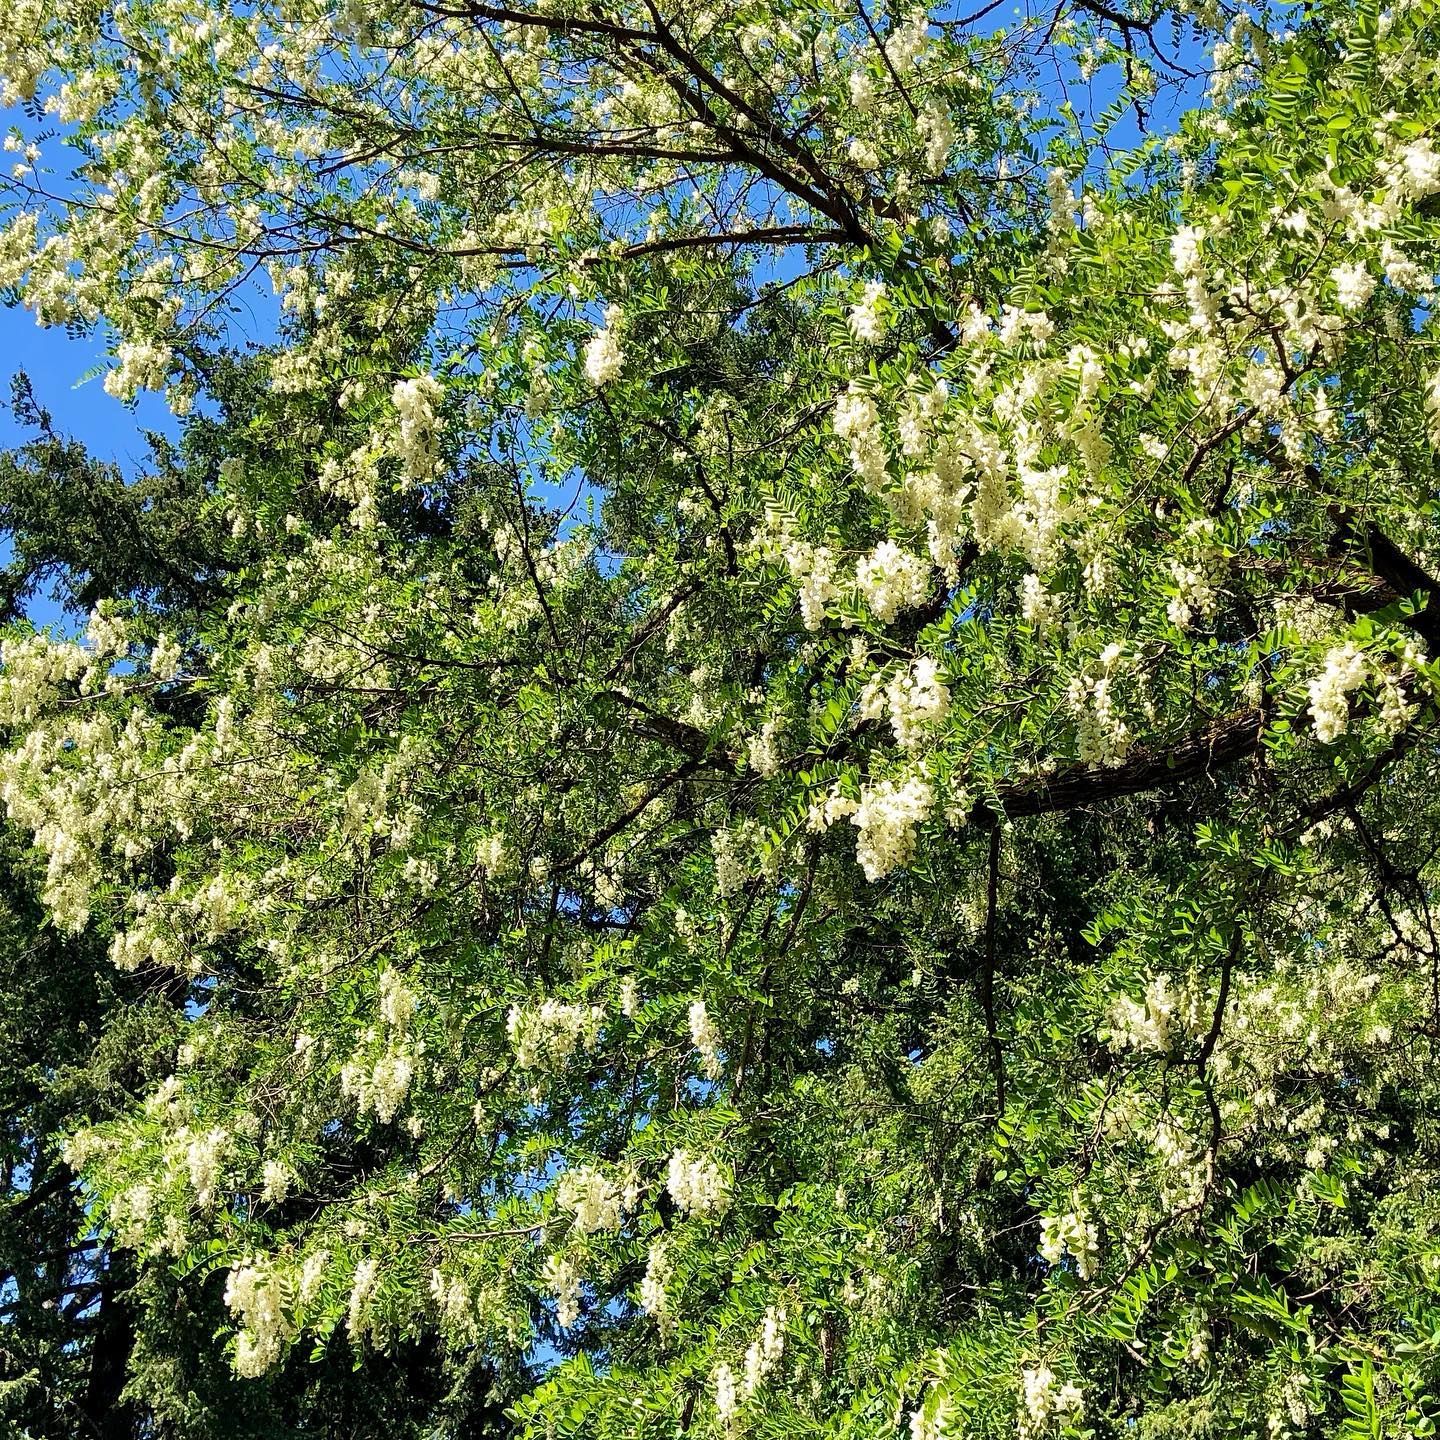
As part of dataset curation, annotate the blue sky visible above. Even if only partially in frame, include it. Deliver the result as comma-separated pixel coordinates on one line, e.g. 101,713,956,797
0,8,1210,631
0,304,177,461
0,305,180,631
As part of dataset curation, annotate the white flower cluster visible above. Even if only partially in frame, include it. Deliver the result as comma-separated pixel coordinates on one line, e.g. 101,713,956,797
318,446,382,531
1396,137,1440,200
1014,452,1070,572
299,1250,328,1307
746,715,784,777
619,976,639,1017
666,1147,731,1218
584,303,625,387
0,631,87,726
225,1259,291,1377
184,1126,229,1207
908,1388,953,1440
897,376,948,458
1067,644,1130,767
260,1158,292,1204
886,656,951,749
347,1256,380,1339
430,1268,477,1340
1307,641,1367,743
1330,260,1376,311
997,305,1055,348
1019,1365,1085,1435
847,770,934,881
507,998,603,1069
639,1239,672,1329
741,1305,786,1398
689,998,724,1080
711,829,748,892
1105,974,1200,1054
1381,239,1433,293
391,374,443,483
1019,572,1061,633
833,383,887,489
848,279,888,343
104,339,172,401
1166,517,1226,630
917,97,954,174
1377,666,1419,739
340,1049,415,1123
149,632,183,681
556,1164,623,1234
752,505,840,630
714,1361,739,1430
476,832,506,875
378,966,417,1029
542,1253,582,1328
856,540,932,622
847,136,880,171
787,540,839,630
1038,1210,1100,1280
1170,223,1204,276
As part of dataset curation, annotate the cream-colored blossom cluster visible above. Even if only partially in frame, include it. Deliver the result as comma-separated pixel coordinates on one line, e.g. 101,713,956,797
1307,642,1368,744
885,656,950,750
848,771,934,881
507,999,604,1069
666,1148,731,1218
1038,1210,1099,1279
584,305,626,388
557,1165,624,1234
391,374,443,483
688,998,724,1080
1019,1365,1085,1435
1105,974,1204,1054
855,540,932,622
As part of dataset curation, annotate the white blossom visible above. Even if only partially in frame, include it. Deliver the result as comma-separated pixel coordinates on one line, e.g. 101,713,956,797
848,279,888,343
1330,261,1375,311
104,339,172,401
1020,1364,1085,1434
886,656,950,749
584,304,626,387
834,383,888,488
688,998,724,1079
1307,641,1368,743
714,1361,739,1429
542,1253,582,1328
507,999,603,1069
556,1165,623,1234
225,1260,290,1376
856,541,931,622
851,770,933,880
666,1148,731,1217
741,1305,786,1397
639,1239,672,1328
260,1159,292,1204
347,1256,380,1337
391,374,443,481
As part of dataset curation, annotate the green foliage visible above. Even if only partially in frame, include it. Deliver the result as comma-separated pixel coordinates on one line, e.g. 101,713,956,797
1,0,1440,1437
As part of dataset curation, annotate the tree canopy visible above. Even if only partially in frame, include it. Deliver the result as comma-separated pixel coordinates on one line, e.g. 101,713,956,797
3,0,1440,1436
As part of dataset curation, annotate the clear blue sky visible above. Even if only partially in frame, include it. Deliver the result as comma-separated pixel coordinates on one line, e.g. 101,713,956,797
0,304,178,461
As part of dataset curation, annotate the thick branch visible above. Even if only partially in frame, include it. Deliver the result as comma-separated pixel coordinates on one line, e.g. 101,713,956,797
1331,509,1440,654
972,709,1264,824
970,520,1440,823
